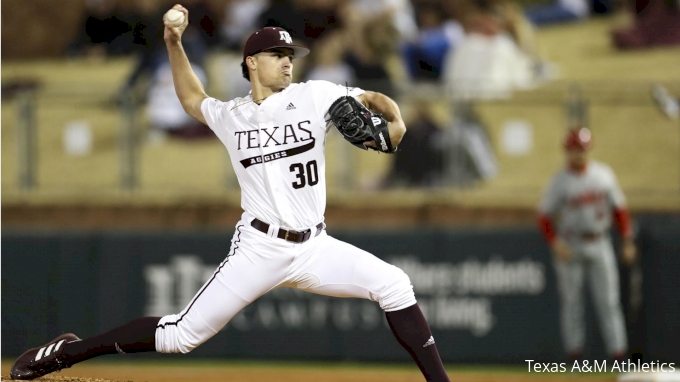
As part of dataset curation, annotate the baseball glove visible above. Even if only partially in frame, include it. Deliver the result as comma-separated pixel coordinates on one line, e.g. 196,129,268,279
326,96,397,153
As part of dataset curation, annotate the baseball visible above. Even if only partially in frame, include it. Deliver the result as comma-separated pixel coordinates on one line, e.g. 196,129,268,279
164,9,185,27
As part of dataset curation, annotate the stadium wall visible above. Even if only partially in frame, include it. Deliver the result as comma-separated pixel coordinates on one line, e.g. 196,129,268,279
1,204,538,229
3,218,678,364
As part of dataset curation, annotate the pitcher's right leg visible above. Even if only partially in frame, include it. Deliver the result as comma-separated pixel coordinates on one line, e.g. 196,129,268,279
155,223,292,353
10,222,292,380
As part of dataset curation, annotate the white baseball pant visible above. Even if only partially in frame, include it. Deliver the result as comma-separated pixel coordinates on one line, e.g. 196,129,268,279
155,212,417,353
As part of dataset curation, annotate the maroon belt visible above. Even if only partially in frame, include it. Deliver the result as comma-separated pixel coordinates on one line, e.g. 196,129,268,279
580,232,603,241
251,218,324,243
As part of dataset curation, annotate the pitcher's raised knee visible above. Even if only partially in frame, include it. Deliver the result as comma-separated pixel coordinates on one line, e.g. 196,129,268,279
379,266,416,312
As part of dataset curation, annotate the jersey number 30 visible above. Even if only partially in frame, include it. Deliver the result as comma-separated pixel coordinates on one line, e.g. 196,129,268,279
290,160,319,189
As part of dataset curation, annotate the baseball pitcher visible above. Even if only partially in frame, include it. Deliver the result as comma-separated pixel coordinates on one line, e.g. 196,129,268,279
10,5,450,381
538,127,636,361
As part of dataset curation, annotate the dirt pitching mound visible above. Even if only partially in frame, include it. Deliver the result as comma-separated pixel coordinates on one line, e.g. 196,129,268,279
2,376,131,382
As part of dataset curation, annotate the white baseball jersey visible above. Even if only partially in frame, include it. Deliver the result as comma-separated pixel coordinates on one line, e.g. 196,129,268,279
539,160,627,236
201,80,364,230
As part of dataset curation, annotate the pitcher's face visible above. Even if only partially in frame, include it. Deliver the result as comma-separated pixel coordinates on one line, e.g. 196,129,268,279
253,48,294,90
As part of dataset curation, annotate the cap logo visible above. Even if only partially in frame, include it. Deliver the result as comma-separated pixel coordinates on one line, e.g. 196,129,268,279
279,31,293,44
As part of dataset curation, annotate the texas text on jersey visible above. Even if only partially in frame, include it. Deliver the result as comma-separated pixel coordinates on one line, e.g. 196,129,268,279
202,81,364,230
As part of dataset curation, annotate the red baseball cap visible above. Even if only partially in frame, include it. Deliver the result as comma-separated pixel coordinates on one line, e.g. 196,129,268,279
563,127,592,150
243,27,310,61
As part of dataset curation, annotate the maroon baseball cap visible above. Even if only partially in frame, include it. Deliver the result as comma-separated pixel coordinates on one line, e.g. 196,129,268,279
243,27,310,61
564,127,592,150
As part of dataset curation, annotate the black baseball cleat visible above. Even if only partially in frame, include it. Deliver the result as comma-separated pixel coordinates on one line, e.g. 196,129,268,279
10,333,80,380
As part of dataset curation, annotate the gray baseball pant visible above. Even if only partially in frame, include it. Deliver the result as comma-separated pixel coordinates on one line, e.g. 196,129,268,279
553,236,627,356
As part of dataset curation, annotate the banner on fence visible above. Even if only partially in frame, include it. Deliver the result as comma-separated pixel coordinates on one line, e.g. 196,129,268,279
4,222,677,363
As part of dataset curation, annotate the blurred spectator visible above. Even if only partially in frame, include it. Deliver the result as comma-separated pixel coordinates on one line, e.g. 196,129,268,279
298,0,344,42
118,0,212,140
259,0,342,46
612,0,680,49
402,4,464,81
442,0,540,100
221,0,270,51
524,0,590,26
219,36,253,99
593,0,617,14
122,0,208,97
348,0,419,42
259,0,303,39
385,103,444,187
65,0,133,58
439,103,498,184
342,13,398,97
305,31,355,85
501,1,541,57
146,63,212,140
121,0,168,93
182,0,220,49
